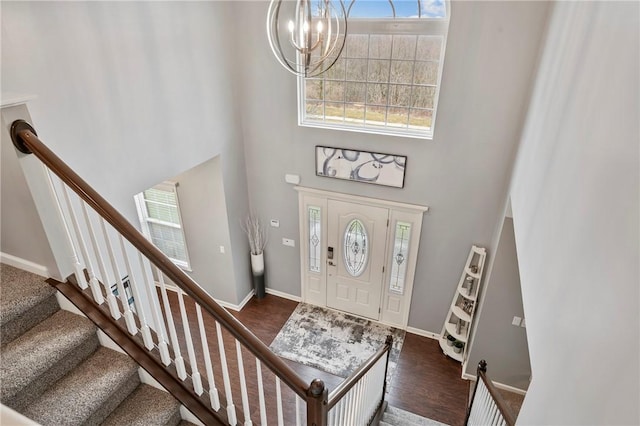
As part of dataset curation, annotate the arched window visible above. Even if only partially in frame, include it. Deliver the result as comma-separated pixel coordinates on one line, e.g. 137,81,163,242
299,0,450,139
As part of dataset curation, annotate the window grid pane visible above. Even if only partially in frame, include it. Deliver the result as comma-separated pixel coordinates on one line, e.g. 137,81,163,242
308,206,321,273
302,32,444,137
148,222,188,263
137,184,189,268
390,221,411,294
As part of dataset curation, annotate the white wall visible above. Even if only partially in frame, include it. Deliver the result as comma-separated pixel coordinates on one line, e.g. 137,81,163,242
465,217,531,390
511,2,639,424
236,0,550,332
1,2,251,302
170,156,237,304
1,106,58,276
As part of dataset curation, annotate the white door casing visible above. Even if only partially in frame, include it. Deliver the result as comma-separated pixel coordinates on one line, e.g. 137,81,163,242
326,200,389,320
296,187,427,328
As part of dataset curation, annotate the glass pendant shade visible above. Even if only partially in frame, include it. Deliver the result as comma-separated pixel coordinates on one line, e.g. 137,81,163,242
267,0,347,78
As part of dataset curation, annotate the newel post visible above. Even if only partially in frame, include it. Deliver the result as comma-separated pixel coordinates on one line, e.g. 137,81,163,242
306,378,328,426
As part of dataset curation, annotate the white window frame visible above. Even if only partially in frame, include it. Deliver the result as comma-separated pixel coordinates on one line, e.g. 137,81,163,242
134,181,192,271
298,9,450,140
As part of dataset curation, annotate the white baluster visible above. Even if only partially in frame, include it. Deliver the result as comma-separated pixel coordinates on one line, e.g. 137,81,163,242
295,394,302,426
61,186,102,302
46,172,87,291
118,235,154,349
479,383,490,424
138,255,170,365
338,397,346,426
489,403,499,425
355,379,363,424
255,359,267,426
215,321,237,425
475,385,486,425
81,203,120,319
195,304,220,410
275,377,284,426
234,341,252,426
157,270,187,379
101,219,137,335
328,403,336,426
348,392,353,425
176,290,202,395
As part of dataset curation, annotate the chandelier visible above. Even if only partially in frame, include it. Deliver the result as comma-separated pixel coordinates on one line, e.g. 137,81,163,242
266,0,347,78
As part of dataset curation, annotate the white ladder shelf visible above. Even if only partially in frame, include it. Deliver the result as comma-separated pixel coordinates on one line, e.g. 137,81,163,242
439,245,487,362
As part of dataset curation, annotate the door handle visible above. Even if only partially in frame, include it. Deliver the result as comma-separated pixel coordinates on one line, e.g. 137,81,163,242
328,260,336,266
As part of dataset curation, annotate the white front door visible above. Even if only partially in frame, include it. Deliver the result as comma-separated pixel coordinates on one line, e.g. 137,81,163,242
326,199,389,320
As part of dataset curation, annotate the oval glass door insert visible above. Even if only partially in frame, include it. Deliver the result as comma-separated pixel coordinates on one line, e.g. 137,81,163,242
343,219,369,277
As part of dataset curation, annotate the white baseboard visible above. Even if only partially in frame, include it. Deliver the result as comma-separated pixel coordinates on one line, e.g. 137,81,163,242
0,252,49,278
406,326,440,340
265,288,302,302
462,372,528,395
235,290,255,311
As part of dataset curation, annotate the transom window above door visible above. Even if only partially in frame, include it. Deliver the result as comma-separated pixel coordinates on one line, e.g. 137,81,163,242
299,0,450,140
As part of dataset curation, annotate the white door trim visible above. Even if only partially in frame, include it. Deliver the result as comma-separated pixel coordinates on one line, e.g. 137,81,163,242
296,186,428,329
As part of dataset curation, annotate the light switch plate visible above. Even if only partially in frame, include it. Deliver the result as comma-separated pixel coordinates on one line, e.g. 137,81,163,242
270,219,280,228
282,238,295,247
512,316,522,326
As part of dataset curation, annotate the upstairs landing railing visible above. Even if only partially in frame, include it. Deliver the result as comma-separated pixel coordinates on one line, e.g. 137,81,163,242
9,118,392,426
465,360,517,426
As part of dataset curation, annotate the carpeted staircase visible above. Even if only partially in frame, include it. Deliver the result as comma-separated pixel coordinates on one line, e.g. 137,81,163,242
380,405,448,426
0,264,187,425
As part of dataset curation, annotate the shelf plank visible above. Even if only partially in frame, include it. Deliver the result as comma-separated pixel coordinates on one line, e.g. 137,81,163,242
439,336,463,362
458,288,477,302
452,306,471,322
464,266,481,279
444,322,468,342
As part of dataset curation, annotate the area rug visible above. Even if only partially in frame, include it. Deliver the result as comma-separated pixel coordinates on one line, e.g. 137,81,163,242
270,303,405,386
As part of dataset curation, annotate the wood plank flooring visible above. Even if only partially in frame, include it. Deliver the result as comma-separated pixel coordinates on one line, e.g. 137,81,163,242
163,292,469,425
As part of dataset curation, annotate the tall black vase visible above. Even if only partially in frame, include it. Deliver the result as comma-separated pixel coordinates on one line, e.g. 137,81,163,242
250,252,266,299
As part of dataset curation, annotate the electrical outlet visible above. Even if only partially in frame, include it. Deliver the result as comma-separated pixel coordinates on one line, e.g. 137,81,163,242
512,316,522,326
219,245,225,254
282,238,295,247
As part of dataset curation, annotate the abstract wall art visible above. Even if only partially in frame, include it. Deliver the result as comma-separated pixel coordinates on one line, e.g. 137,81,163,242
315,146,407,188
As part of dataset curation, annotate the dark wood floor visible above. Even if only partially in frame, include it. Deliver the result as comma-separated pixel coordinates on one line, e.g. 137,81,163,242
163,292,469,425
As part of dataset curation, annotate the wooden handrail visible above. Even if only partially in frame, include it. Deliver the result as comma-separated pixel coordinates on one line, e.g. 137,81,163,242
10,120,310,399
326,335,393,410
466,360,516,426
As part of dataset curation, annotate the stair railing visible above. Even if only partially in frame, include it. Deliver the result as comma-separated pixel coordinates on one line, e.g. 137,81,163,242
10,119,392,426
465,360,516,426
327,335,393,425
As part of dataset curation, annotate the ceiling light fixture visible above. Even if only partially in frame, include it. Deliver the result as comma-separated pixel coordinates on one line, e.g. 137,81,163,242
267,0,347,78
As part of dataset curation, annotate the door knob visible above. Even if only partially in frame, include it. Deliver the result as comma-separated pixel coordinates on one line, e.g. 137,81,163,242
328,260,335,266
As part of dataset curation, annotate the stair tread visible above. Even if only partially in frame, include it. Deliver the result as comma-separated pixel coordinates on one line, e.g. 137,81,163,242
1,309,98,401
0,264,56,326
384,405,449,426
102,384,181,426
22,347,139,425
